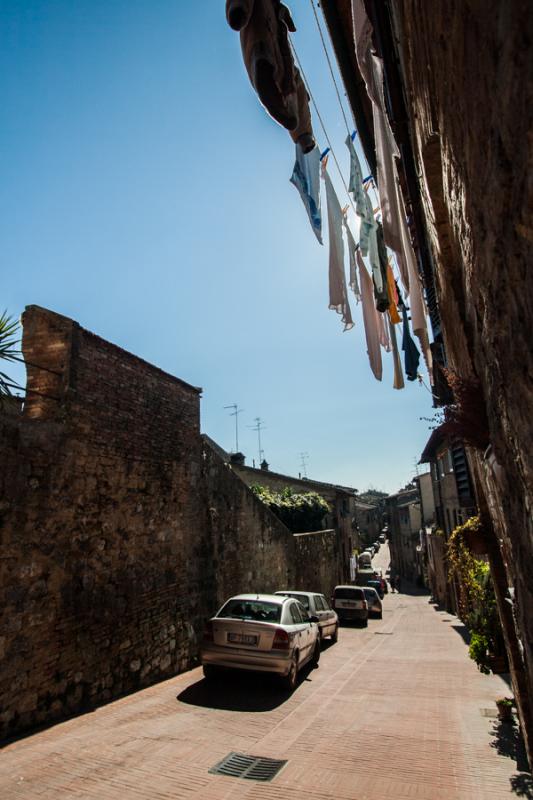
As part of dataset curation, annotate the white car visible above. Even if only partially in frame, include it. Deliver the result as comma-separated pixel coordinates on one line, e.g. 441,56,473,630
274,591,338,644
201,594,320,690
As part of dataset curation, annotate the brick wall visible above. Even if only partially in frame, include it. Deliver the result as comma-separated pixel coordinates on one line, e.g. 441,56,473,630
389,0,533,756
1,306,343,741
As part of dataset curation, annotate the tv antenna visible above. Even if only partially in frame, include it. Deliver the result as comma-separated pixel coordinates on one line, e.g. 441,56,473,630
249,417,266,464
224,403,244,452
299,452,309,478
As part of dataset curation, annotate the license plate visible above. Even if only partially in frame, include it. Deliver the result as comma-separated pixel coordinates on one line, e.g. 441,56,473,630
227,632,258,645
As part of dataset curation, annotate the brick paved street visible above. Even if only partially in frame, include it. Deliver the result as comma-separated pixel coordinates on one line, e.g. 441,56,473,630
1,546,529,799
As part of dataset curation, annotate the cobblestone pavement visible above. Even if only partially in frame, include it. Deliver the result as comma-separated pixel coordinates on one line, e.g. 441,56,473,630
1,545,529,799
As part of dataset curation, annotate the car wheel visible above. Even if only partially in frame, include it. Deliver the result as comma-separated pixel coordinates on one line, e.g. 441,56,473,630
362,618,368,627
331,625,338,644
203,664,219,681
282,654,298,691
312,639,321,666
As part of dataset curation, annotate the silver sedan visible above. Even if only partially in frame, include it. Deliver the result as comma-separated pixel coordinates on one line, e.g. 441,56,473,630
201,594,320,690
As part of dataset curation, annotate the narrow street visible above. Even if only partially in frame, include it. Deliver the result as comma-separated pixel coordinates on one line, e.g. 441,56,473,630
0,545,525,800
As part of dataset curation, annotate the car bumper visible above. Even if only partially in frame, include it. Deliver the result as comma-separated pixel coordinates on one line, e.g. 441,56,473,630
336,609,368,621
201,644,293,676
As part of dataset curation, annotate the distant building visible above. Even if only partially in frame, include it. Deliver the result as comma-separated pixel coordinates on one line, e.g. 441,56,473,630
353,500,381,547
384,486,421,583
419,425,478,610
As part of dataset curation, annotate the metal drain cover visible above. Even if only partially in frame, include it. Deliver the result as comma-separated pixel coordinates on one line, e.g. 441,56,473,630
374,631,393,635
209,752,287,782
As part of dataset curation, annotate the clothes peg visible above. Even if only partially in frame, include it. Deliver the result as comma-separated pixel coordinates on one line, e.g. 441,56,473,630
320,147,330,161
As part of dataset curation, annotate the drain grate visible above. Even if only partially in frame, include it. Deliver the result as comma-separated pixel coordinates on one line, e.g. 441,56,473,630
209,752,287,782
374,631,393,635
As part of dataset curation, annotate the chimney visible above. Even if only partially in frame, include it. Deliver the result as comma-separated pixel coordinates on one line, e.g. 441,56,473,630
260,459,269,471
230,451,245,466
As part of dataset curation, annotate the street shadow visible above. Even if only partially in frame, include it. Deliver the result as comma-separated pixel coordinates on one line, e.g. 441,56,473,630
450,623,471,645
489,719,532,797
176,662,316,713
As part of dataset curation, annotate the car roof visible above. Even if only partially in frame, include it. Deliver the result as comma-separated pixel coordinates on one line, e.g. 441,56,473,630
334,584,365,590
363,586,379,594
227,593,287,605
274,590,316,599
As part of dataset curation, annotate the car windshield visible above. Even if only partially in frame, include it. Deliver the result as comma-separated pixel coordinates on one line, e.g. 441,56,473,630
279,593,310,610
217,599,281,623
364,589,377,600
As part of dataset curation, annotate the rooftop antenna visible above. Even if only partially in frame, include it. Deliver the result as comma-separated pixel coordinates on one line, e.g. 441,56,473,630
413,456,420,477
299,452,309,478
224,403,244,452
249,417,266,464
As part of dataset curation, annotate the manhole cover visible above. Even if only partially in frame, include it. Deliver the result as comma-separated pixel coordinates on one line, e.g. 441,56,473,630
209,752,287,782
374,631,393,635
480,708,498,718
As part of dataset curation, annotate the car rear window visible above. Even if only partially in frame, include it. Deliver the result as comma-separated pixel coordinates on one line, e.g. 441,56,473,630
278,592,310,610
218,599,281,623
334,588,364,600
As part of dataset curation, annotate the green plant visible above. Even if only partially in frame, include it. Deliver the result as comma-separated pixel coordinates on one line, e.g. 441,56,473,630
496,697,514,707
251,485,330,533
447,516,504,673
0,310,21,398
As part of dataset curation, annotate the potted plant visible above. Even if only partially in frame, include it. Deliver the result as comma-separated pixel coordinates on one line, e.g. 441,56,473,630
495,697,514,722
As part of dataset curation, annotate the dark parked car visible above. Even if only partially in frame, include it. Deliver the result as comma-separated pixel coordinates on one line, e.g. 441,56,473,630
331,585,368,626
367,579,385,599
362,587,383,618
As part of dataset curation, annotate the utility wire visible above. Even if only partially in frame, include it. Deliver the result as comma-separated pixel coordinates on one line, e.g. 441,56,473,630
309,0,352,139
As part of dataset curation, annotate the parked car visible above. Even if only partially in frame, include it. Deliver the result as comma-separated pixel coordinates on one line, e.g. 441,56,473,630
367,579,385,599
358,551,372,568
362,587,383,619
373,541,380,552
379,533,386,543
331,585,368,626
275,591,338,644
201,593,320,690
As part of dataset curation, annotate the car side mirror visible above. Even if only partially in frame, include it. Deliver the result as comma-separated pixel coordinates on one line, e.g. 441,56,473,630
309,615,319,624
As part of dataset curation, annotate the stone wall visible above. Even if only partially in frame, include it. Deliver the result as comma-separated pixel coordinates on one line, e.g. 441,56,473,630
0,306,207,739
389,0,533,757
1,306,344,741
293,530,343,599
202,443,295,613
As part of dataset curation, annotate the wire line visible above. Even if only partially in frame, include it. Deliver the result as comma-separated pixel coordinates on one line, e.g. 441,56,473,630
309,0,353,139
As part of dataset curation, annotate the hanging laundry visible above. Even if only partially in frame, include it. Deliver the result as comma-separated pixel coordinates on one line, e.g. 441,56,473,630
386,263,401,324
357,250,382,380
290,143,322,243
358,181,376,257
401,305,421,381
344,218,361,301
373,222,390,312
226,0,315,152
345,134,367,218
389,318,405,390
322,163,353,330
376,305,391,352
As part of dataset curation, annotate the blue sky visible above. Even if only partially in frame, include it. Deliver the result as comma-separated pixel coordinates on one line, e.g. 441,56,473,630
1,1,435,493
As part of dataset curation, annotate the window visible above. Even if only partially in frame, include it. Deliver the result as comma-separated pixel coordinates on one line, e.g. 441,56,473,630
320,595,331,610
290,603,303,624
313,595,324,611
280,592,310,610
219,599,281,623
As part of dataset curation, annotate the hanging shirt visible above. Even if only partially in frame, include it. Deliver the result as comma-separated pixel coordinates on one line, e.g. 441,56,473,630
373,222,390,312
387,263,401,324
358,250,382,380
402,305,421,381
290,144,322,243
322,164,354,330
389,318,405,389
345,134,367,218
344,218,361,301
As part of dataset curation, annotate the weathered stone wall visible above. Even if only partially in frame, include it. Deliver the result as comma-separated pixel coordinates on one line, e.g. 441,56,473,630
202,443,295,613
0,307,207,739
390,0,533,755
1,306,344,741
293,529,344,598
